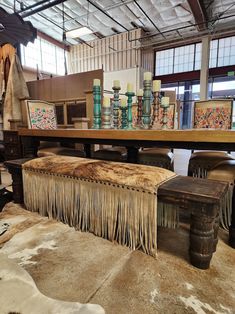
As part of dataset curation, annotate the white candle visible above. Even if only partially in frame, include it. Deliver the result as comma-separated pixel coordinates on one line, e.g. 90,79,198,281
127,83,133,92
161,97,170,107
113,80,120,88
103,97,110,107
144,72,152,81
93,79,100,86
137,89,143,96
153,80,161,92
120,98,127,107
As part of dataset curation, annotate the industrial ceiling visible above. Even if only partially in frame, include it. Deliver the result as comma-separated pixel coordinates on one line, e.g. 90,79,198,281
1,0,235,47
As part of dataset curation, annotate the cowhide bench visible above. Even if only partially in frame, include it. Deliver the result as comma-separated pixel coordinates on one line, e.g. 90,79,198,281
5,156,228,270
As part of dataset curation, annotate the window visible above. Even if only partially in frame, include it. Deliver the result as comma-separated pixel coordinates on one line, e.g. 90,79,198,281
155,43,201,76
21,37,66,75
155,48,174,75
209,36,235,68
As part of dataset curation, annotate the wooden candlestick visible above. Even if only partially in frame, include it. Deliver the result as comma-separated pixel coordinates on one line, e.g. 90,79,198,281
137,95,143,128
125,91,135,129
151,91,161,129
160,97,170,130
142,79,152,129
92,85,101,129
120,105,128,129
102,106,111,129
112,86,121,129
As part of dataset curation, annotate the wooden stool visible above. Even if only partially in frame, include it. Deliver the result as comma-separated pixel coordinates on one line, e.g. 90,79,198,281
92,146,127,162
138,148,174,170
208,159,235,248
188,151,234,178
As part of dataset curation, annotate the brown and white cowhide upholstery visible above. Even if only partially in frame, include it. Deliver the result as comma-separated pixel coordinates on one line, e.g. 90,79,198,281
22,156,178,257
22,156,175,194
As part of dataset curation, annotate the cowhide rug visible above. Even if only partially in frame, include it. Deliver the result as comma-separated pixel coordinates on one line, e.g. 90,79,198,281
0,202,235,314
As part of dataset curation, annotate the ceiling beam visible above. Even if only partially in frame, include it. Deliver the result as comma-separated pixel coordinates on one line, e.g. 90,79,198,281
21,0,68,18
187,0,207,31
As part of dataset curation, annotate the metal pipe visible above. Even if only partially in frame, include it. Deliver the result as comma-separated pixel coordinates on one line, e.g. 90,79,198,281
133,0,166,39
16,0,51,13
128,12,235,44
86,0,129,32
21,0,68,18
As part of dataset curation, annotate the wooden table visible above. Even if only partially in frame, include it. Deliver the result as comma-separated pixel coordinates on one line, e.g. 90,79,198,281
18,128,235,249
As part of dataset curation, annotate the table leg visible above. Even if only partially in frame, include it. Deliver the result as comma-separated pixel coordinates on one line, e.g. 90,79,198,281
126,146,138,163
84,144,91,158
21,137,39,158
190,213,215,269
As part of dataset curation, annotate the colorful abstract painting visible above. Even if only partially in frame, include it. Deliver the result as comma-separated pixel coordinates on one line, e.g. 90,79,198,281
193,100,233,129
26,101,57,129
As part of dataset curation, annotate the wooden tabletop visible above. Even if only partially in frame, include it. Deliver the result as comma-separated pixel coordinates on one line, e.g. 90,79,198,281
18,128,235,143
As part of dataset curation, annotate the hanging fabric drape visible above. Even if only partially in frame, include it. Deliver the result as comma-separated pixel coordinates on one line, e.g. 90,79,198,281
0,44,29,130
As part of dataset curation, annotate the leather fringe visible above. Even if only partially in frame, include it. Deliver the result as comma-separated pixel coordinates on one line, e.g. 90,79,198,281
23,169,178,257
220,183,233,230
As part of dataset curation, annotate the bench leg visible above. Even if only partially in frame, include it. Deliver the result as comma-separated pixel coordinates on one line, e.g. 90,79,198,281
8,168,23,204
190,214,215,269
4,161,25,204
213,212,219,252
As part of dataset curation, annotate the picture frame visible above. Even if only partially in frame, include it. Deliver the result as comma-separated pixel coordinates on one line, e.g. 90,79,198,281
193,99,233,130
25,100,57,129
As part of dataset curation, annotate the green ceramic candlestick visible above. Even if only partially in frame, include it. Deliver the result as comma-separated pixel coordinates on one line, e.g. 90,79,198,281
125,91,135,129
92,84,101,129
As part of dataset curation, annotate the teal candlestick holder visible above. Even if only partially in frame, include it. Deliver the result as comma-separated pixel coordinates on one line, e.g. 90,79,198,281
92,85,101,129
142,79,152,129
112,86,121,129
125,91,135,129
120,105,128,129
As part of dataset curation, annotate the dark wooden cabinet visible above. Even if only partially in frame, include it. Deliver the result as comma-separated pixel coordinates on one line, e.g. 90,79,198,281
3,130,22,161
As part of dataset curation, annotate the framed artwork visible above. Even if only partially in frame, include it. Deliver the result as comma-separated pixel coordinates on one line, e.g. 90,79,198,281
193,99,233,130
26,100,57,129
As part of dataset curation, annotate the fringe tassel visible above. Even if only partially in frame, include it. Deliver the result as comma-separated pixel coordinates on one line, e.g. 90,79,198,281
23,169,178,257
192,168,232,230
220,183,233,230
157,202,179,229
192,167,208,179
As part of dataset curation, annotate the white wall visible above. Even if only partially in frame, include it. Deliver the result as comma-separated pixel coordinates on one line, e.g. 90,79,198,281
104,67,141,97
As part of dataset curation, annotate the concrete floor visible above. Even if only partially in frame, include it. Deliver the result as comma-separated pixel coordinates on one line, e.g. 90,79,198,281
0,203,235,314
